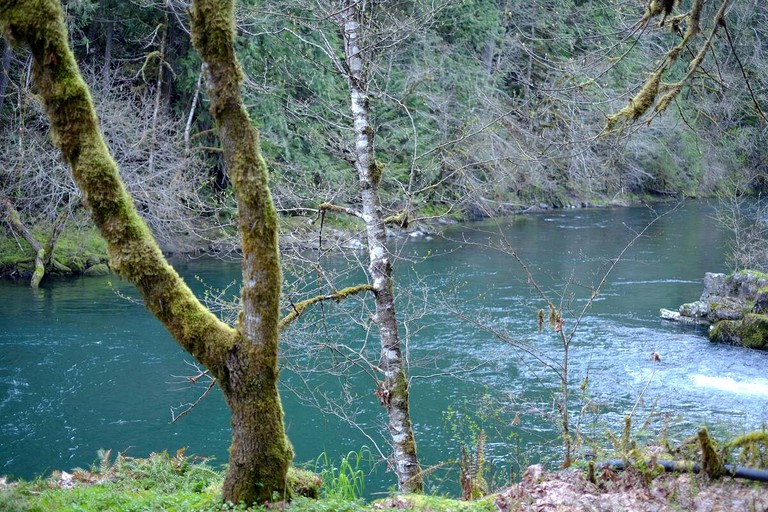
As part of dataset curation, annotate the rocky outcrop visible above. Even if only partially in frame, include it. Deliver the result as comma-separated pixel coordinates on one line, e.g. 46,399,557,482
661,271,768,349
659,307,709,325
708,314,768,349
82,263,111,276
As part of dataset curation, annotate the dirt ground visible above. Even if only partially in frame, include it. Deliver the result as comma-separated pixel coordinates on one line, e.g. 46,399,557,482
493,463,768,512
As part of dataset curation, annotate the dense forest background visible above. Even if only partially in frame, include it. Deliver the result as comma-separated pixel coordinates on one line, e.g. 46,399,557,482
1,0,766,252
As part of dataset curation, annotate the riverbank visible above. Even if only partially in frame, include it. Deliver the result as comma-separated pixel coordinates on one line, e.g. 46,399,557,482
0,194,667,284
0,224,109,283
661,270,768,350
3,433,768,512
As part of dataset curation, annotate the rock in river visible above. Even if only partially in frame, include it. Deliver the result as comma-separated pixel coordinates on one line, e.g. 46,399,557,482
661,270,768,349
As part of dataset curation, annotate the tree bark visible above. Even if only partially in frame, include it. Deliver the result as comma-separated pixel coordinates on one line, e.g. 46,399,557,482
190,0,293,502
482,37,495,75
0,0,291,504
102,11,112,85
0,35,10,112
147,21,166,177
1,197,44,287
339,1,423,493
43,209,67,269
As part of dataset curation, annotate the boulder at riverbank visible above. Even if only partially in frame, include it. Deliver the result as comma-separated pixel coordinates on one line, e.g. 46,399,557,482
661,270,768,349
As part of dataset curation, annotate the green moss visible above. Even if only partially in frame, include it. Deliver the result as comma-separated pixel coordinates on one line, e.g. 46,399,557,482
83,263,111,276
382,210,408,228
288,467,322,499
371,494,497,511
709,320,739,344
1,218,109,279
737,314,768,349
388,370,422,491
726,431,768,468
709,315,768,349
30,252,44,288
735,269,768,281
606,70,661,130
279,284,373,330
0,236,26,265
392,371,410,403
698,427,725,479
369,160,384,189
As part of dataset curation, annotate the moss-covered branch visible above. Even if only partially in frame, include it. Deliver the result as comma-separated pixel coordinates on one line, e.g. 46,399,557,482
654,0,728,116
318,202,363,219
605,0,712,130
383,210,409,228
191,0,282,353
1,197,45,287
279,284,374,330
320,202,407,227
726,431,768,467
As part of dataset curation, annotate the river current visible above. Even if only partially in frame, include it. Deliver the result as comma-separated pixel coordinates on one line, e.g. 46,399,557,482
2,201,767,494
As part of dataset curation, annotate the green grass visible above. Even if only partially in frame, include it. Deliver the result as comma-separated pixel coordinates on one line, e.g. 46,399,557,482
0,450,498,512
0,450,223,512
0,234,27,266
313,448,370,501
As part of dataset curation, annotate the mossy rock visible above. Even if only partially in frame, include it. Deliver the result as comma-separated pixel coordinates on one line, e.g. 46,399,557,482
738,314,768,349
708,296,745,321
679,300,708,318
83,263,111,276
726,270,768,301
287,467,322,499
753,289,768,314
735,269,768,280
85,255,103,267
709,320,742,345
65,256,87,273
709,314,768,349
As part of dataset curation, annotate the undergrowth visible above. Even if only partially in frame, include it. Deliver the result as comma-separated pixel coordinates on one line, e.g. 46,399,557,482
0,449,223,512
2,427,767,511
313,448,370,501
0,447,499,511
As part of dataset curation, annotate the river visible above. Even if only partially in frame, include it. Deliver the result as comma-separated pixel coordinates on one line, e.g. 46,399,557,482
2,201,768,495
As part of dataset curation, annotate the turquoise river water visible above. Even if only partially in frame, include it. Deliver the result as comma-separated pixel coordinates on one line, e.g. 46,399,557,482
2,201,768,495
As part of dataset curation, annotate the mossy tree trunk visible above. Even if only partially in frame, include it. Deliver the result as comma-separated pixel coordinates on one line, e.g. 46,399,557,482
0,0,291,505
1,197,45,287
190,0,293,502
339,0,423,493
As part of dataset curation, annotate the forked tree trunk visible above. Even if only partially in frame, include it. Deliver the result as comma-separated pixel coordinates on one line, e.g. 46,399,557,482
0,0,291,505
339,1,423,493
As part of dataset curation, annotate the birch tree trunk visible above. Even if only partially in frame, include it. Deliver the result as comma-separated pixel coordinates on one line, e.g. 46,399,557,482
339,0,423,493
0,0,292,505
